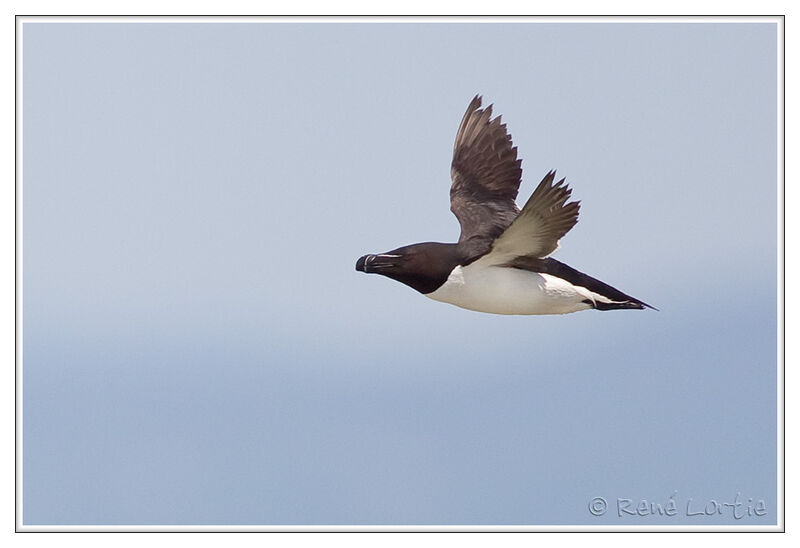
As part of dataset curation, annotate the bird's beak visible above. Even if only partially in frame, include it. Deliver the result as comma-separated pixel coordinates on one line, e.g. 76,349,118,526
356,253,401,273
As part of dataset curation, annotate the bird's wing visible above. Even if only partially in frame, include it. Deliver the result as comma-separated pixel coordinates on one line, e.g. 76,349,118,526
450,96,523,248
481,170,580,264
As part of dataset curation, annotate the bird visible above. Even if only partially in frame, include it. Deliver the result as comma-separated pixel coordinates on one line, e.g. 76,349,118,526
355,95,654,315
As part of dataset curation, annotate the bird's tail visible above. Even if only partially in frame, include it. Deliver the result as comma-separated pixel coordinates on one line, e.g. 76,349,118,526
539,258,657,311
586,299,658,311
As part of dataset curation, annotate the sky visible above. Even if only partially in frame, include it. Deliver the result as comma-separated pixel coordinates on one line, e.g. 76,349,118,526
20,20,779,527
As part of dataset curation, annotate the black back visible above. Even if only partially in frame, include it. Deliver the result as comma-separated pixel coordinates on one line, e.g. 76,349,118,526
507,256,654,309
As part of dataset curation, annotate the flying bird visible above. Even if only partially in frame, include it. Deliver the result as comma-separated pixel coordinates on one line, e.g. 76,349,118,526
356,95,653,315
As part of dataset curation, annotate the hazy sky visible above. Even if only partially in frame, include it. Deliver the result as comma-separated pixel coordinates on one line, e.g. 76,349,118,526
21,20,779,526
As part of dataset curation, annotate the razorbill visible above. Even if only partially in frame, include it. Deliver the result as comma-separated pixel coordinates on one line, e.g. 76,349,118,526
355,96,653,315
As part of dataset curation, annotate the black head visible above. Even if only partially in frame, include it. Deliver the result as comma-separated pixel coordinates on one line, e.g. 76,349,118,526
356,242,462,294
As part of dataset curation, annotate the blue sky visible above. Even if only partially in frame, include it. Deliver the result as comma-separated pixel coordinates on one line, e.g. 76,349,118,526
21,20,779,526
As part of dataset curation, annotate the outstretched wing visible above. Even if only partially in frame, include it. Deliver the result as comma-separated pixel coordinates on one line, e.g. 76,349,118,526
483,170,580,264
450,96,523,247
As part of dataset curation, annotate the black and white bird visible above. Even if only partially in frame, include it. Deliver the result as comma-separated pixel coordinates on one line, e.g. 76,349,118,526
356,96,653,315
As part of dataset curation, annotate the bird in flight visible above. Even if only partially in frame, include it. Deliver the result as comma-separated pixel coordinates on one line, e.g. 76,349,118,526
356,95,653,315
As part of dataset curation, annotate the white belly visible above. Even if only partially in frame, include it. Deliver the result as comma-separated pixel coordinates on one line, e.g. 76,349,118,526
426,262,595,315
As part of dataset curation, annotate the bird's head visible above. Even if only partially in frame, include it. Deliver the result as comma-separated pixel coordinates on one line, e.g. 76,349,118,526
356,242,460,294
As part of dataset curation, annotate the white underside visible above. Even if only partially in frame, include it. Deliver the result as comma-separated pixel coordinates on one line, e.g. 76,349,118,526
426,260,609,315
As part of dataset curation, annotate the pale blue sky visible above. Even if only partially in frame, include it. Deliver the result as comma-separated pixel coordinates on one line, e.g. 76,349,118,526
22,20,778,526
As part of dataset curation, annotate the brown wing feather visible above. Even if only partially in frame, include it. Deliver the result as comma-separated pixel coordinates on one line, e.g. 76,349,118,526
450,96,523,248
486,170,580,262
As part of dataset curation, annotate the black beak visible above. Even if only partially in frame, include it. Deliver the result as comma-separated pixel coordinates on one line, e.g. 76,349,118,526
355,254,373,272
356,253,401,273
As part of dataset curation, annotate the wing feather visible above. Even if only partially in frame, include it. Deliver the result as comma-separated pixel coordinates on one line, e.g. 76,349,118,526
484,170,580,263
450,96,523,249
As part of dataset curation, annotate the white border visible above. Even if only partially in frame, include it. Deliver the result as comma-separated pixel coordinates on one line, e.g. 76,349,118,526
14,14,785,534
12,14,787,23
775,13,785,535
